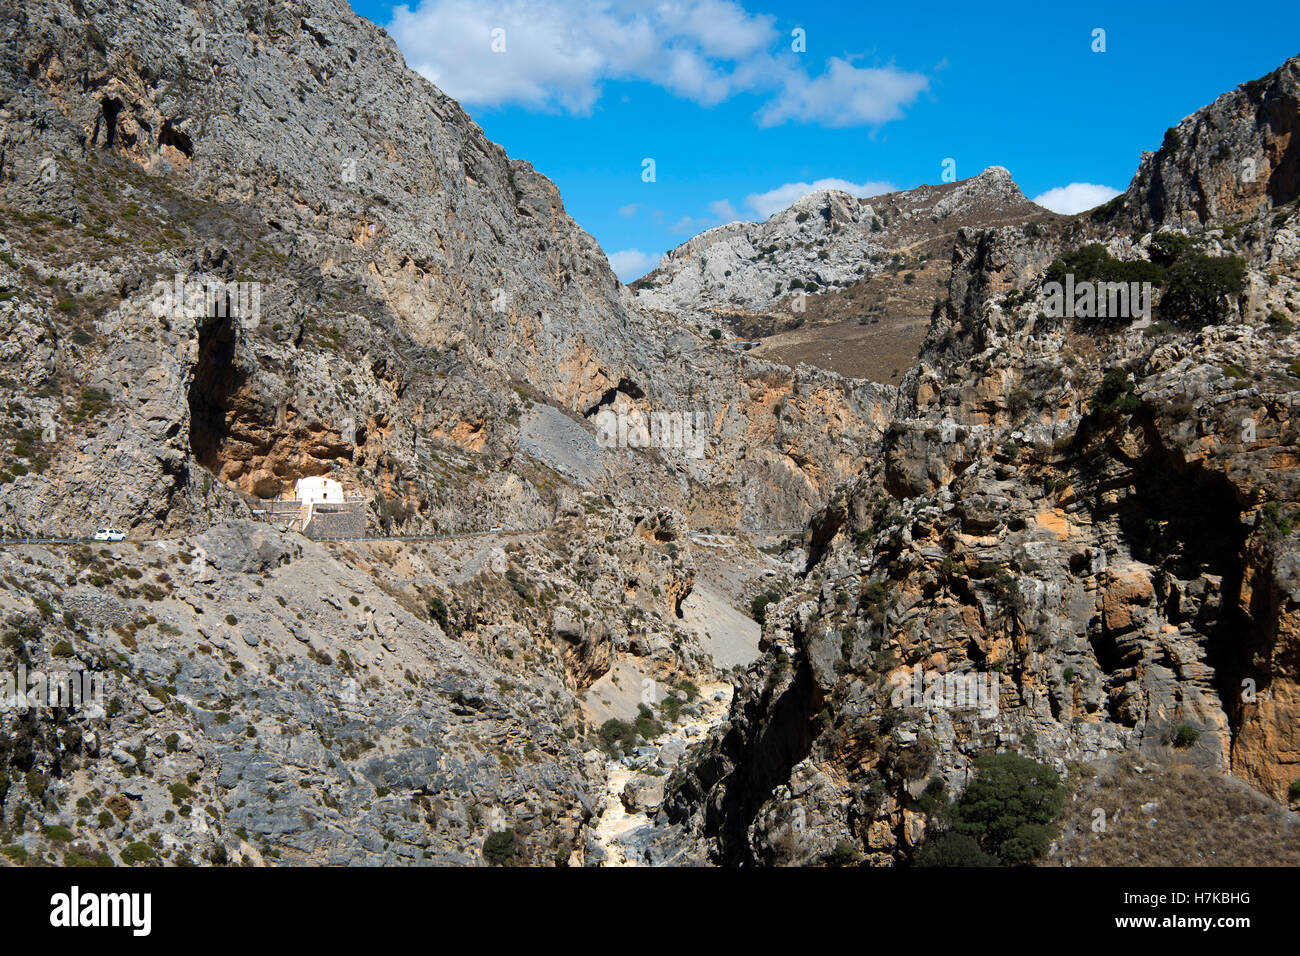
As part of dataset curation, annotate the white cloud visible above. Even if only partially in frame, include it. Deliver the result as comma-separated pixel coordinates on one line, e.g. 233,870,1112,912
617,203,640,217
1031,183,1122,215
387,1,928,127
670,214,714,234
755,57,929,127
669,198,744,235
709,199,739,221
745,178,896,219
607,248,660,281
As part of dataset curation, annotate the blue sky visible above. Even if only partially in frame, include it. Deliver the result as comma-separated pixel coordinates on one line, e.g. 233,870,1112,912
347,1,1299,279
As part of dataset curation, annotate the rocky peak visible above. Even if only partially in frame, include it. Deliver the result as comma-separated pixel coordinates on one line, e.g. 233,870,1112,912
636,166,1042,326
633,166,1049,384
1104,55,1300,232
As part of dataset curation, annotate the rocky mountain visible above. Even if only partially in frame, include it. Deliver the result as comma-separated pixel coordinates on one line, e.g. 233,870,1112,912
0,0,888,867
1103,56,1300,233
0,0,1296,870
0,0,893,540
653,56,1300,865
633,167,1052,383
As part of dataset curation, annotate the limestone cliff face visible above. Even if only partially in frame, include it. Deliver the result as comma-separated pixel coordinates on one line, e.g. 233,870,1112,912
659,57,1300,865
3,0,1299,869
0,0,889,540
0,0,882,868
1106,57,1300,232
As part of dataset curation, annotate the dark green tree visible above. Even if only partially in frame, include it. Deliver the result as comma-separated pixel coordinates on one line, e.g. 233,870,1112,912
1159,253,1246,328
483,828,518,865
1089,368,1140,417
948,753,1066,865
914,832,998,867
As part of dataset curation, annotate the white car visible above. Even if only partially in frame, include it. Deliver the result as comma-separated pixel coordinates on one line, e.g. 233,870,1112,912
489,524,503,533
92,528,125,542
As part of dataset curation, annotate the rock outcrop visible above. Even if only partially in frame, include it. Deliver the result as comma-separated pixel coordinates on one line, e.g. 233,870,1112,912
657,55,1300,866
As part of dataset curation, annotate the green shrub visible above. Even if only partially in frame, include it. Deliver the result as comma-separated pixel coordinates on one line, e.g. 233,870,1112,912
826,840,863,866
597,719,636,755
1260,503,1294,542
1090,368,1140,417
1289,779,1300,801
1159,253,1246,328
0,844,28,864
482,828,518,865
1172,724,1201,748
427,596,452,633
76,388,110,420
120,841,156,865
63,849,113,867
633,703,663,741
169,782,194,804
860,580,887,607
947,752,1065,865
915,831,998,867
1148,231,1194,267
660,694,684,722
750,589,781,624
1044,244,1163,293
709,328,722,340
1267,311,1293,333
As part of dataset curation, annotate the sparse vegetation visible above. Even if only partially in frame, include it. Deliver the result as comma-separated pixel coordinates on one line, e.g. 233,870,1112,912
750,589,781,624
1089,368,1139,417
482,828,518,865
918,752,1065,866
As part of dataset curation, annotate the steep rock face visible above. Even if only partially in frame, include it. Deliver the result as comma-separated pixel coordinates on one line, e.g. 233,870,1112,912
0,0,887,868
1106,56,1300,232
660,59,1300,865
0,504,726,866
0,0,892,538
634,168,1052,386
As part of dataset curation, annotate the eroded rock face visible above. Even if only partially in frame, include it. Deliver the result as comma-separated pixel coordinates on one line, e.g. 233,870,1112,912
0,496,728,865
0,0,891,541
660,56,1300,866
0,0,888,867
1107,57,1300,233
2,0,1299,869
635,167,1041,323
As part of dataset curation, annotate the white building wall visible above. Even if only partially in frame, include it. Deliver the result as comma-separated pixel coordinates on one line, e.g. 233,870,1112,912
294,476,344,505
